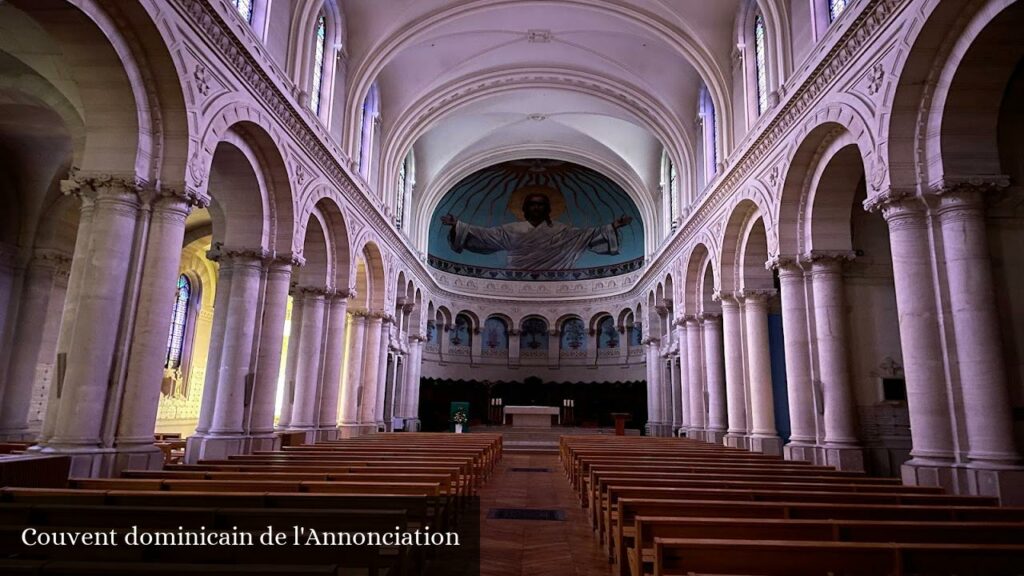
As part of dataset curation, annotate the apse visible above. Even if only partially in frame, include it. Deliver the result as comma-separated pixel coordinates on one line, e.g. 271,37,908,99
427,158,644,280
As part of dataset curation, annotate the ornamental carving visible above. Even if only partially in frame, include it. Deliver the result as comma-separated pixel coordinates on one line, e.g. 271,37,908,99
866,62,885,96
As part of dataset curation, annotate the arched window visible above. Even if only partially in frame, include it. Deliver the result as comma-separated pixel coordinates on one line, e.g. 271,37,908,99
231,0,254,22
450,313,472,348
829,0,849,22
597,317,619,349
309,13,327,113
358,84,381,179
482,317,509,351
699,85,717,184
395,150,413,229
661,150,679,230
165,274,191,369
754,14,769,115
560,318,586,351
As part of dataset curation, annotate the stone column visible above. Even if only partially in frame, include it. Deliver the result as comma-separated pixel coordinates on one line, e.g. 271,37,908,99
289,287,327,434
685,316,706,439
702,313,727,443
47,176,141,476
0,244,19,386
185,248,235,462
934,185,1023,498
114,192,197,471
548,328,560,367
197,249,264,460
740,289,781,455
675,319,691,433
316,291,348,441
719,293,748,448
248,255,296,451
643,338,667,435
669,353,683,434
865,192,956,486
39,182,97,445
373,316,394,430
508,327,521,366
806,252,864,471
404,336,425,431
339,310,366,437
773,257,818,462
275,290,303,431
358,314,384,432
668,353,681,430
0,250,71,440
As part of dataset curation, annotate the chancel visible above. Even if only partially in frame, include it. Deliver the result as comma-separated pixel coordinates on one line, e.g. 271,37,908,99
1,0,1024,574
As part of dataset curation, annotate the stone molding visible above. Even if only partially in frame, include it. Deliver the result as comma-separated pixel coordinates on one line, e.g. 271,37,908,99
737,289,777,303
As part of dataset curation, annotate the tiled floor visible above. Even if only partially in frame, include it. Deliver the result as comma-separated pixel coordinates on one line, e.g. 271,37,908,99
479,453,613,576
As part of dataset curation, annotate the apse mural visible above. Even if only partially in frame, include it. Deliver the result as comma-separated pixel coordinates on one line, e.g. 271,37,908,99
429,159,644,281
482,317,509,351
520,317,549,352
597,316,619,349
560,317,586,351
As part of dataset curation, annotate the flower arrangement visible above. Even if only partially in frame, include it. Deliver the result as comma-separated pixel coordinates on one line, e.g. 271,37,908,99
451,409,469,425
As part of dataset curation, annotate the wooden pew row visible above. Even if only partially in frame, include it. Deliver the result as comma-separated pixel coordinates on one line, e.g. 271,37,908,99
653,538,1024,576
268,448,494,485
180,460,475,497
587,474,943,525
222,454,481,488
614,497,1024,576
313,437,503,470
600,484,1000,552
628,516,1024,576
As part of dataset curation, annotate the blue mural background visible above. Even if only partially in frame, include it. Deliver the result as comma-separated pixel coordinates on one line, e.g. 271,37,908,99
429,159,644,278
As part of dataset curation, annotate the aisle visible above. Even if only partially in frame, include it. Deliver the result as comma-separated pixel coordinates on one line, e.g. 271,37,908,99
479,453,612,576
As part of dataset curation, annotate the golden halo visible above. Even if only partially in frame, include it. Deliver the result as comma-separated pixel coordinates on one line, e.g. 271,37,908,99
507,185,566,221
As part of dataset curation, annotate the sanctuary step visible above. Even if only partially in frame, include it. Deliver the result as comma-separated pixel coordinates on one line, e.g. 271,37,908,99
477,426,640,455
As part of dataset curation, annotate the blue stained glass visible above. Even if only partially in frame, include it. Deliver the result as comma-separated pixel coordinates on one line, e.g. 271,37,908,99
829,0,849,22
232,0,253,23
165,275,191,369
755,14,768,115
396,155,408,228
310,15,327,113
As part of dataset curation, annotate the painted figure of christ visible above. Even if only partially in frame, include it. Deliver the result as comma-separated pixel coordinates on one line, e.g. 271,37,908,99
440,191,633,271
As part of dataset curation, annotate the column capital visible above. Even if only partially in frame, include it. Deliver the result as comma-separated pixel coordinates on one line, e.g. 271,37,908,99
712,290,739,305
929,176,1009,220
508,328,522,336
765,254,799,272
640,337,661,346
61,170,144,199
401,302,415,315
408,334,426,343
30,248,73,271
799,250,857,271
348,308,370,319
863,187,927,225
152,184,210,210
268,252,305,268
206,243,269,265
294,285,333,298
737,288,776,303
699,313,722,324
683,314,701,326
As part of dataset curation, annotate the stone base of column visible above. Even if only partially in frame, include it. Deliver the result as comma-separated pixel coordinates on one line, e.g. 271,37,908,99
337,424,366,438
783,442,816,463
824,444,866,472
33,445,117,478
403,418,422,432
723,433,748,449
901,458,959,493
748,435,783,456
315,427,339,442
111,444,164,475
245,433,280,453
284,428,318,445
0,428,37,442
645,422,674,437
962,465,1024,506
685,428,705,441
184,434,247,464
704,429,726,445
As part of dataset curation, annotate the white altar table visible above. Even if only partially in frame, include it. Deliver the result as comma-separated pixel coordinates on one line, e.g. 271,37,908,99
503,406,560,428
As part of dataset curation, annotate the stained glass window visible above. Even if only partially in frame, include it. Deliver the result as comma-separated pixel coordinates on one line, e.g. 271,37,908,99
754,14,768,115
396,154,408,228
829,0,849,22
165,274,191,369
699,85,717,180
310,14,327,113
232,0,253,23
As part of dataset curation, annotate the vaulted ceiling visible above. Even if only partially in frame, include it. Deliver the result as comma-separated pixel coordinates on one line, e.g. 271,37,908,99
339,0,747,249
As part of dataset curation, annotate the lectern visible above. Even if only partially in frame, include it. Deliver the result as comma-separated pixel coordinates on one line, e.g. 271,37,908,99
610,412,630,436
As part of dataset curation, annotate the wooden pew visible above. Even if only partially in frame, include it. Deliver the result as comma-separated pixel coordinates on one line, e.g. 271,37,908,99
628,516,1024,576
653,538,1024,576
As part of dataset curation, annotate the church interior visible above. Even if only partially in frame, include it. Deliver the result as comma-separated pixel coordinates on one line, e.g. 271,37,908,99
1,0,1024,573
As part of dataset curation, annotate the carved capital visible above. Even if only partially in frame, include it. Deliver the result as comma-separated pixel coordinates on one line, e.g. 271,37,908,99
408,334,426,343
712,290,738,305
765,254,798,273
798,250,857,271
737,289,776,303
348,308,370,319
401,302,415,315
640,337,661,346
699,313,722,324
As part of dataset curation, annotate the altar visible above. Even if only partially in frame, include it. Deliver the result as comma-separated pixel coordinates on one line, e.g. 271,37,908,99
503,405,560,428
